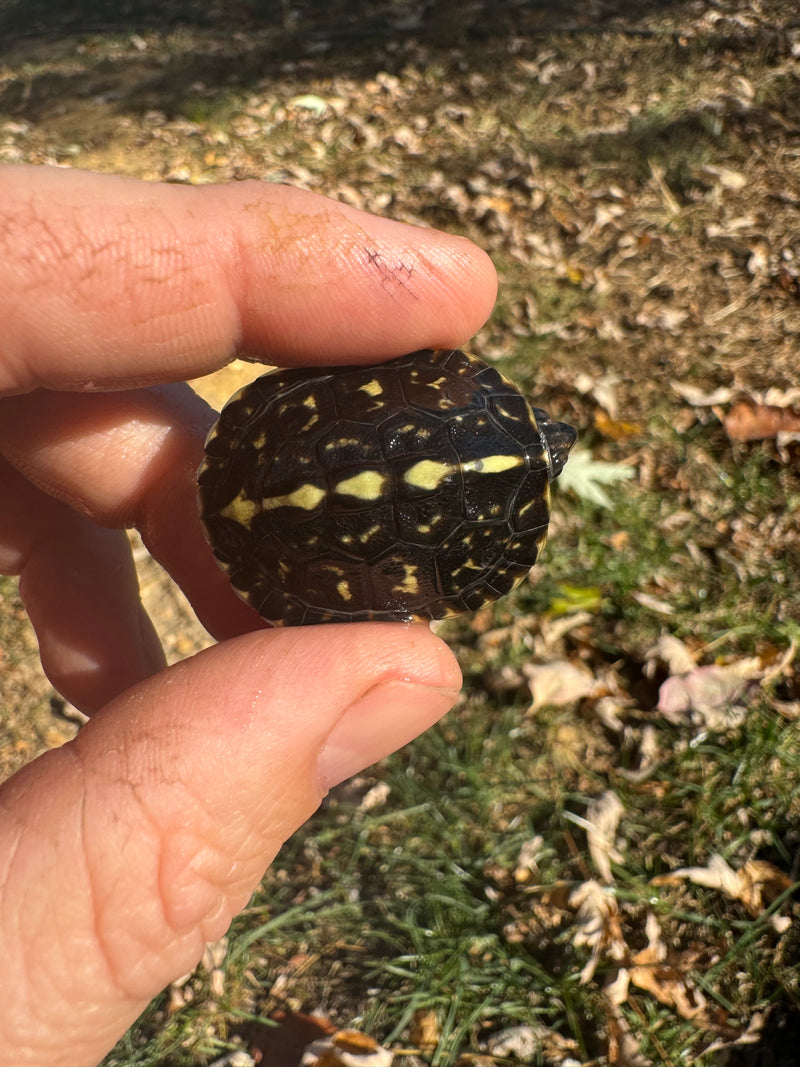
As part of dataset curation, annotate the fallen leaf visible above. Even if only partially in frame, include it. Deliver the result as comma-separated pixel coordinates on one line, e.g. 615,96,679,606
644,633,697,676
547,584,603,616
723,400,800,441
409,1009,440,1054
301,1030,393,1067
486,1022,579,1060
699,164,748,190
631,591,676,615
628,911,707,1020
289,94,331,116
671,381,736,407
652,853,793,919
606,997,650,1067
736,859,794,916
358,782,391,812
569,880,627,983
594,410,642,440
635,304,687,332
657,660,759,729
584,791,625,883
703,1010,767,1055
555,447,635,508
523,659,595,709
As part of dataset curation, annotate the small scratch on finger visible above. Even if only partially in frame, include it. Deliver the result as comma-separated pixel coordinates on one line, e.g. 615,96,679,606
363,246,420,304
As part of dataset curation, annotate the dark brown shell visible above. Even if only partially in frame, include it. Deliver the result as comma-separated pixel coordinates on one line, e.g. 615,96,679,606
198,348,576,625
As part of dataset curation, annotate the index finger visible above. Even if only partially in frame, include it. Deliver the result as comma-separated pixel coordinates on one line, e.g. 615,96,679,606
0,166,497,396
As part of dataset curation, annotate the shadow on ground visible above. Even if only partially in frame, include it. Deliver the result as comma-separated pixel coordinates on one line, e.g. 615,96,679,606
1,0,789,126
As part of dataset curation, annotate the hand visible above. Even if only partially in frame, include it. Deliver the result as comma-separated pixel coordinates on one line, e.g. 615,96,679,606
0,166,497,1066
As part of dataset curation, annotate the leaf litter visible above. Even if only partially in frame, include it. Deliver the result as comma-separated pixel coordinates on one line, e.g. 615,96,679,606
0,1,799,1064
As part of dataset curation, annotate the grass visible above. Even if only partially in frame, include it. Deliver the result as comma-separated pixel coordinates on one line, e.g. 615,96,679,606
0,1,798,1063
99,676,797,1063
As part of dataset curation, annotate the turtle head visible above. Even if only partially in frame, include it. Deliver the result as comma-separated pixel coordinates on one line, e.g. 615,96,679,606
532,408,577,481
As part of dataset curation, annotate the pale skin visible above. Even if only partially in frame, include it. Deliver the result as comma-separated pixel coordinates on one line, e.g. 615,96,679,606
0,166,498,1066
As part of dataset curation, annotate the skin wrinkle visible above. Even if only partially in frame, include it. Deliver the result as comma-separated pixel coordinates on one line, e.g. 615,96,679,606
69,743,129,1009
0,746,127,1048
72,681,283,962
80,747,194,1002
1,185,235,394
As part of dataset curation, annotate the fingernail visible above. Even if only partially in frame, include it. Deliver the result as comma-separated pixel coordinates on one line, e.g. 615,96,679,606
317,680,460,789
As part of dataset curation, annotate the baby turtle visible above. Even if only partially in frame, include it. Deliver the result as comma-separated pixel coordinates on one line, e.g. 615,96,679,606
198,347,576,625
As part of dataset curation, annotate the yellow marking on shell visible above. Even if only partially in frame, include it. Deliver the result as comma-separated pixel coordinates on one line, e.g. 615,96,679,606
299,412,319,432
359,379,383,397
336,580,353,601
335,470,388,501
263,483,326,511
324,436,363,453
248,431,268,451
303,395,317,409
395,564,419,595
462,454,523,475
518,483,552,516
359,524,382,543
218,492,260,526
404,459,454,490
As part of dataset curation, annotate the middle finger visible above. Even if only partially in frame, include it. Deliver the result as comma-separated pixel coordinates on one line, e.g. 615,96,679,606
0,384,262,641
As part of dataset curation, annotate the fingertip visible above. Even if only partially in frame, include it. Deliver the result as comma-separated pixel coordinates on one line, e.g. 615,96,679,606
317,677,461,789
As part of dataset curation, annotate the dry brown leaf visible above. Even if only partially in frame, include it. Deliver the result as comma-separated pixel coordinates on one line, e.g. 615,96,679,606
486,1022,579,1060
536,610,593,653
652,853,793,919
523,659,595,710
569,880,627,983
723,400,800,441
630,590,676,615
635,304,687,333
703,1010,767,1055
584,791,625,883
700,164,748,190
644,634,697,677
657,661,759,729
605,994,650,1067
409,1009,440,1055
301,1030,393,1067
736,860,793,916
594,410,643,440
573,369,623,419
671,381,736,407
628,912,708,1020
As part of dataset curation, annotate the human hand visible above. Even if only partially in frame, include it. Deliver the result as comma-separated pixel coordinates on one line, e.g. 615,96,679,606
0,166,497,1065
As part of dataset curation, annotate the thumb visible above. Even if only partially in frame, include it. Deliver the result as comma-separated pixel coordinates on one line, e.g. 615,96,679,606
0,623,460,1067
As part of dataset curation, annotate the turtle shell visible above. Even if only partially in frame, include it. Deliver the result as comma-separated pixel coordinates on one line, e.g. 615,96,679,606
198,347,576,625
